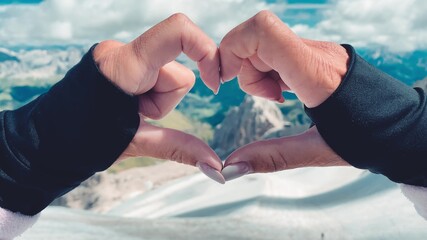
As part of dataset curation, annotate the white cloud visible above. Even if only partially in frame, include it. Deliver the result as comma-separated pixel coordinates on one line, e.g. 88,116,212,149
0,0,286,46
285,4,330,9
2,0,425,53
291,0,427,52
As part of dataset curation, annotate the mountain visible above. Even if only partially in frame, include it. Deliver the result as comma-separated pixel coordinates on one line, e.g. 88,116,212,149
1,45,427,121
211,95,296,158
6,45,427,240
51,161,198,213
181,71,246,126
181,48,427,127
0,46,85,111
50,109,213,212
359,48,427,86
18,167,427,240
0,46,84,81
0,48,19,62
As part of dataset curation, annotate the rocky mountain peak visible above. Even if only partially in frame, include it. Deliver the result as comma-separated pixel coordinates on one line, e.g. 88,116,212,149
211,95,289,158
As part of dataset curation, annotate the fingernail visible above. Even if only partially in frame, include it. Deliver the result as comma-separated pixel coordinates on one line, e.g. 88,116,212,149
213,82,221,95
266,96,284,103
196,162,225,184
221,162,253,181
277,95,285,103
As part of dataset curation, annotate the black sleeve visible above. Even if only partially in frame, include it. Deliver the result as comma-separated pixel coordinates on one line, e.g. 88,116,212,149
305,44,427,187
0,45,139,216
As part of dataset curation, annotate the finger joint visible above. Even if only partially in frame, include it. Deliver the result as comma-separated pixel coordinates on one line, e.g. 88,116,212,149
253,10,279,36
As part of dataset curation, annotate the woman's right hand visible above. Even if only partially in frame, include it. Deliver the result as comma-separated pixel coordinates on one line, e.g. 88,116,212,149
219,10,349,108
218,11,351,181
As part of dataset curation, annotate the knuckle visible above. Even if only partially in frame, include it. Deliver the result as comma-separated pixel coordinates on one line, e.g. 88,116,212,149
255,10,274,19
200,42,216,56
167,13,191,26
253,10,279,34
168,134,197,165
219,34,231,48
97,40,123,50
168,146,184,163
266,140,288,172
275,150,288,170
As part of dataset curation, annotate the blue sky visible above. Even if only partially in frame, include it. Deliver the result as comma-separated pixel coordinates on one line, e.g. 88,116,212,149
0,0,327,5
0,0,329,4
0,0,42,4
0,0,426,52
0,0,328,5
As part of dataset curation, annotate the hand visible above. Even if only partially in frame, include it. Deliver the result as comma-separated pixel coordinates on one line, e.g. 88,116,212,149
222,126,350,181
218,11,350,181
93,14,225,184
219,10,349,108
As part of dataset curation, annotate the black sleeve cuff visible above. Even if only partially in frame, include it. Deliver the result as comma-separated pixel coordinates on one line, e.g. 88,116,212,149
305,44,427,187
0,45,139,215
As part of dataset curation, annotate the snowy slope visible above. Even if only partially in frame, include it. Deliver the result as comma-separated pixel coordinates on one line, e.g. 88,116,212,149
18,167,427,240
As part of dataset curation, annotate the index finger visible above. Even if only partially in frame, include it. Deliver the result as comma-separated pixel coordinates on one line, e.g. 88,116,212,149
126,118,225,184
219,10,305,82
125,13,220,93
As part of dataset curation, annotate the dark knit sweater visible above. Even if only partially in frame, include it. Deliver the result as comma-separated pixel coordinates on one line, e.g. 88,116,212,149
0,46,139,216
306,44,427,187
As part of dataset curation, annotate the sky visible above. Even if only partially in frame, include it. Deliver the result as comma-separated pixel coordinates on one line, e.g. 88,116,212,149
0,0,426,52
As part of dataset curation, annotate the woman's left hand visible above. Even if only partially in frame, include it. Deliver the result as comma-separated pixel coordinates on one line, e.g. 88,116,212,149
93,13,225,184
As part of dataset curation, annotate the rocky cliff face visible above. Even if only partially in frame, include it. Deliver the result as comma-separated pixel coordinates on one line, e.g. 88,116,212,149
211,95,307,158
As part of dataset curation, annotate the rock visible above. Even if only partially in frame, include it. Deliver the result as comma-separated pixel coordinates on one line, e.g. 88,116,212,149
51,161,198,213
211,95,302,158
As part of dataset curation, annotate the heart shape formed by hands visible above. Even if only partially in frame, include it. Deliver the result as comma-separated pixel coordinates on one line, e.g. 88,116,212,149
95,11,350,184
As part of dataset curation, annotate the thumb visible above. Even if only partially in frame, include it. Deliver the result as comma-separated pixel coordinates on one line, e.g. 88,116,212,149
222,126,348,181
124,118,225,184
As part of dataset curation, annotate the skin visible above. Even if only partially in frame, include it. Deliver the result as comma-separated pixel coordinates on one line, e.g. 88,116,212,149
93,12,351,183
92,13,225,183
219,10,349,108
219,11,351,181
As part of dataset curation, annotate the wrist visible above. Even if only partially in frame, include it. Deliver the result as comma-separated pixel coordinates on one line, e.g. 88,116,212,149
92,40,134,96
300,126,349,168
301,42,350,108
